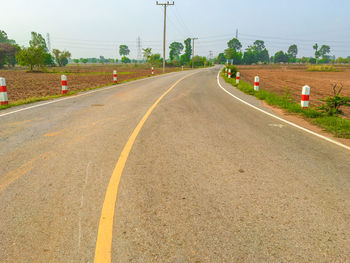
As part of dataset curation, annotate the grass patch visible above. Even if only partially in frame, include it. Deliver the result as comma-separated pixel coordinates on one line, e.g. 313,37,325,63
221,72,350,139
307,65,339,72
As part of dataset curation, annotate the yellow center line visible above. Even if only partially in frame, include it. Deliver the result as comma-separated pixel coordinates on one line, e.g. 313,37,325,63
94,71,199,263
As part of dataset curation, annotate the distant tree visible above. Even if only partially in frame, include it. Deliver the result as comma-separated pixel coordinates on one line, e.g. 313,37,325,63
184,38,192,63
287,44,298,62
80,58,88,64
0,43,19,68
274,51,289,63
142,48,152,61
313,43,320,61
73,58,79,64
192,55,207,67
242,48,257,65
227,38,242,51
169,41,184,61
29,32,47,50
119,45,130,56
148,53,162,67
121,56,131,63
16,46,46,71
259,49,270,64
109,58,115,63
319,45,331,58
0,30,16,45
216,53,226,64
224,48,242,65
53,49,71,67
253,40,265,52
99,55,106,64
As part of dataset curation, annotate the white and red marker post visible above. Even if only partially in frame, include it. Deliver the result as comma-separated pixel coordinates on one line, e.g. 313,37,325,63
152,67,154,75
61,75,68,95
113,70,117,84
0,77,8,105
301,85,310,108
228,69,231,78
225,68,228,76
236,72,240,84
254,76,259,91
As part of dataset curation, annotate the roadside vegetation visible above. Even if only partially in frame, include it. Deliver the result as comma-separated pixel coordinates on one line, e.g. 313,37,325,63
307,65,339,72
221,67,350,139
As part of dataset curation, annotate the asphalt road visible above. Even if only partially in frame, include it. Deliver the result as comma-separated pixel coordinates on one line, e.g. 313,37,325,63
1,66,350,262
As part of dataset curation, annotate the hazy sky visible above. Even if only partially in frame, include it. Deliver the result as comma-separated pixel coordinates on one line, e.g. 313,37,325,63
2,0,350,59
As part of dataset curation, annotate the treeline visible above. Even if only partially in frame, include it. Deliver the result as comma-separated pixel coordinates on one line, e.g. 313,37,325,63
0,30,71,71
72,57,118,64
118,38,211,67
215,37,350,65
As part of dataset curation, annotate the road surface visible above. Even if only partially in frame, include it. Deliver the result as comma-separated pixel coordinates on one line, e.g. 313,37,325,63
1,66,350,262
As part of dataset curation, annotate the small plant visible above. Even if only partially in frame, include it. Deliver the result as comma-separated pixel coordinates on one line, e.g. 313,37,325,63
319,83,350,116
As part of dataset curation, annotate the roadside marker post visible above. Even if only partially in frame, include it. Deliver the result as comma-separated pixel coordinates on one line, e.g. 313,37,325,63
61,75,68,95
301,85,310,108
225,68,228,76
0,77,8,105
254,76,259,91
152,67,154,75
236,72,240,84
228,69,231,78
113,70,117,84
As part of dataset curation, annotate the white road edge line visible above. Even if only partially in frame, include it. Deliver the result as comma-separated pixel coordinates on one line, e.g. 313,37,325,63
0,70,188,118
216,70,350,152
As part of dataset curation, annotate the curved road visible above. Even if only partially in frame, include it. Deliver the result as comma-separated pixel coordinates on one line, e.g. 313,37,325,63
1,66,350,262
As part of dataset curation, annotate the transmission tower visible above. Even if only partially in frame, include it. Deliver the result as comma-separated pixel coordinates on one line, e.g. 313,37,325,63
137,36,142,61
46,33,51,52
236,28,238,39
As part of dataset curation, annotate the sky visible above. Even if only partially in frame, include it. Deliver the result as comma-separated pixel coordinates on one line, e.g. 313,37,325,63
1,0,350,59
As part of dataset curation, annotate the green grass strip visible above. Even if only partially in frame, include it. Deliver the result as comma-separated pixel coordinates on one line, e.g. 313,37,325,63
221,73,350,139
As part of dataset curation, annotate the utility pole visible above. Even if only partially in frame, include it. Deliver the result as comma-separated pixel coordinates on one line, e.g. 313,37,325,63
236,28,238,39
191,37,198,68
156,1,174,73
46,33,51,53
137,36,142,62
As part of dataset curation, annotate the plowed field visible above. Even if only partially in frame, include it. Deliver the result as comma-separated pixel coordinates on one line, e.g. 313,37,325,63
239,65,350,118
0,64,180,103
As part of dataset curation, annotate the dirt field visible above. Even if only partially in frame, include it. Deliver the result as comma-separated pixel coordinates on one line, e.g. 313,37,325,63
0,64,181,103
238,64,350,118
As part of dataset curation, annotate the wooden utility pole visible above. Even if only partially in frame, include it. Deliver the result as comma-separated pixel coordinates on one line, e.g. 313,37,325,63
156,1,174,73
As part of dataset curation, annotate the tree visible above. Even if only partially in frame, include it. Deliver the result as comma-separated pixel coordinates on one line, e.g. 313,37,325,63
121,56,131,63
287,44,298,62
169,41,184,61
184,38,192,63
52,49,71,67
242,48,257,65
0,30,16,45
142,48,152,61
216,53,226,64
313,43,320,61
29,32,47,50
274,51,289,63
119,45,130,56
253,40,265,52
319,45,331,58
73,59,79,64
16,46,46,71
0,43,19,68
148,53,162,67
227,38,242,51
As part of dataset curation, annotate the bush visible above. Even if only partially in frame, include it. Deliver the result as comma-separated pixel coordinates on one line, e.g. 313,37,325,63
222,64,238,77
307,65,337,72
